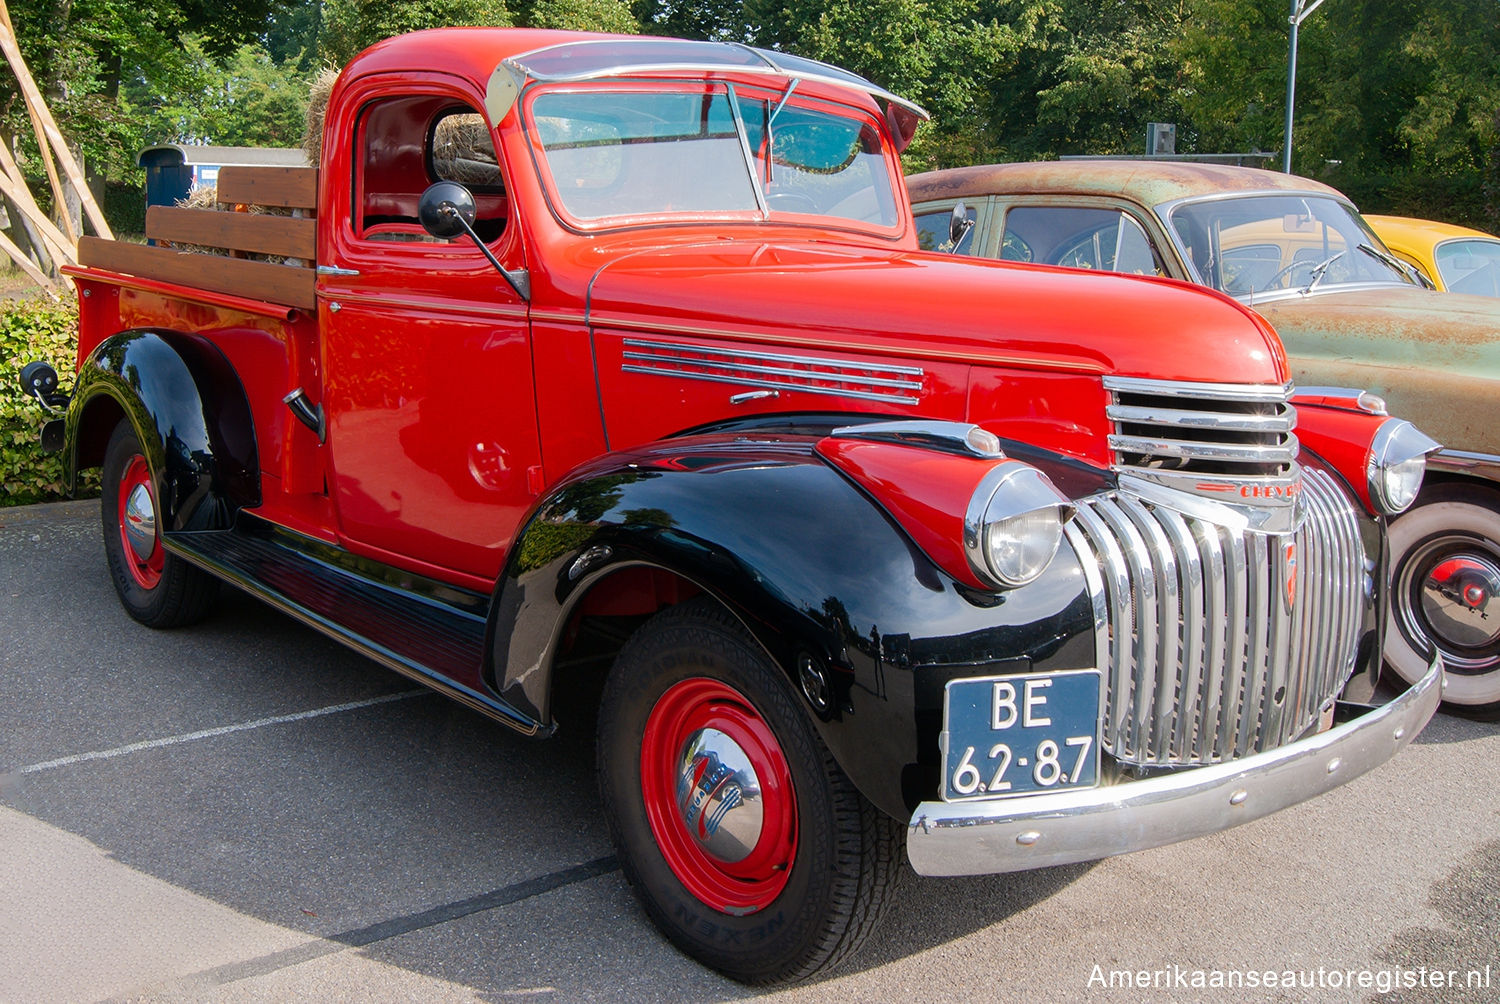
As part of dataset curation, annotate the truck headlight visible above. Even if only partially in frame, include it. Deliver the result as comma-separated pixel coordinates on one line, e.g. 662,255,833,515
964,464,1074,588
1367,419,1441,515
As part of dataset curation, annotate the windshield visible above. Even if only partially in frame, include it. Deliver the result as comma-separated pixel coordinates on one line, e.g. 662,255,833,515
1164,194,1419,298
527,83,900,229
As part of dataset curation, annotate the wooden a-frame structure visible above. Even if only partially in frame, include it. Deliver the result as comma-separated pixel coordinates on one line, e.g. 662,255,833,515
0,0,112,298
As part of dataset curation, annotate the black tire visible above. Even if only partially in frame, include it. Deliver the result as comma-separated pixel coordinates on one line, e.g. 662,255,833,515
1385,484,1500,720
597,599,902,984
101,419,219,628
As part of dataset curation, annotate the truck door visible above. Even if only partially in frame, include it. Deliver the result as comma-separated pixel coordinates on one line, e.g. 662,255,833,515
317,78,540,584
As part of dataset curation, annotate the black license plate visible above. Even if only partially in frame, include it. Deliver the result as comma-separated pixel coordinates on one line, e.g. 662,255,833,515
941,669,1101,801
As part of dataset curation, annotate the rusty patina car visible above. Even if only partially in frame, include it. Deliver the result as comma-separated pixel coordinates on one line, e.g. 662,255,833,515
909,161,1500,718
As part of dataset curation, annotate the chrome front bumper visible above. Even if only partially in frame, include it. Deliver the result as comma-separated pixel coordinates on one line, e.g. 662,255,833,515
905,656,1443,877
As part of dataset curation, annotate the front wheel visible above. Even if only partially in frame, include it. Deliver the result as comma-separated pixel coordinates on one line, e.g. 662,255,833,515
1385,485,1500,720
101,420,219,628
597,600,901,984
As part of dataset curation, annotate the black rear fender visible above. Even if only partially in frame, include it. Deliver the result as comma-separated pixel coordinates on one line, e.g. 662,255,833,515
68,330,259,530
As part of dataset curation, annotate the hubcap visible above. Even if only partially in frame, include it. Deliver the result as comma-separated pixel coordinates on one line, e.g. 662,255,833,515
124,483,157,562
675,727,764,864
641,678,796,915
1419,554,1500,654
1399,536,1500,676
117,454,163,590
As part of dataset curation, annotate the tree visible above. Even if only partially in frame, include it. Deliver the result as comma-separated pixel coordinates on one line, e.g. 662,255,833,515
633,0,754,41
319,0,515,67
986,0,1191,160
523,0,638,32
121,35,312,149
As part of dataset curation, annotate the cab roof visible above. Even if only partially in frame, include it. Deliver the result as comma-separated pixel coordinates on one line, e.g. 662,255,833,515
342,28,926,146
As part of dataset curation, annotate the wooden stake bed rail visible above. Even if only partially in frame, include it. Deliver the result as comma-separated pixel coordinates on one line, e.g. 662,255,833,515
76,165,319,311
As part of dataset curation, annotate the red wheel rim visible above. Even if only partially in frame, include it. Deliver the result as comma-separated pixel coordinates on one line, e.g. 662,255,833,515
640,678,797,915
117,454,163,590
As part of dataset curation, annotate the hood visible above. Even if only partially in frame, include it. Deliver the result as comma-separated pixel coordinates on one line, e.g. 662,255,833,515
1253,286,1500,368
1254,287,1500,454
584,239,1289,385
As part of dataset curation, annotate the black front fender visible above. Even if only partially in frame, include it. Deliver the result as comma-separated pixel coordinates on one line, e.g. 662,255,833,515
486,434,1098,819
68,330,259,530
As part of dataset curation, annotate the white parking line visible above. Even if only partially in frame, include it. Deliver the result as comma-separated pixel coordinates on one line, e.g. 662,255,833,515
13,690,428,775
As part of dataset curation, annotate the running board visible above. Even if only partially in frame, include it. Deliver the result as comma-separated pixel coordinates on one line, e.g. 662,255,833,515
164,514,545,736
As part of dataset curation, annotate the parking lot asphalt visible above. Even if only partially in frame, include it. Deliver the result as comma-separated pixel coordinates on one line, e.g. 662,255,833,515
2,498,1498,1003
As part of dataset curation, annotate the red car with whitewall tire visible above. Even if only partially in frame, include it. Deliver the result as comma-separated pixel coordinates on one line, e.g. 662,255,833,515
22,30,1443,983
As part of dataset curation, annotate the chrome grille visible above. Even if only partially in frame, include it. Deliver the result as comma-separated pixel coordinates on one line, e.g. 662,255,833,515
1065,467,1366,765
1104,376,1298,488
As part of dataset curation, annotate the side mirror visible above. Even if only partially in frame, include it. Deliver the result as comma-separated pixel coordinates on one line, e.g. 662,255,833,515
948,202,975,254
416,182,530,301
418,181,477,240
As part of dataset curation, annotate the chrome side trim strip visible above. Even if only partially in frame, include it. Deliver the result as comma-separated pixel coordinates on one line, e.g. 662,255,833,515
1426,448,1500,482
622,353,923,392
906,656,1442,877
622,338,925,375
621,337,926,405
621,365,921,405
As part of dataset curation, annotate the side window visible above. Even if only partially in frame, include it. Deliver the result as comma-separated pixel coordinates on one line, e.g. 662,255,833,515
914,206,976,253
1001,206,1161,275
1437,240,1500,297
355,96,508,244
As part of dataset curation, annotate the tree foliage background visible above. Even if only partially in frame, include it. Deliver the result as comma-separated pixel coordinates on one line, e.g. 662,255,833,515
3,0,1496,236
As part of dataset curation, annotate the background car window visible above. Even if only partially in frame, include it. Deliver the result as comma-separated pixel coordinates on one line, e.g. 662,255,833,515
1436,239,1500,297
914,206,976,253
1001,206,1159,273
1168,195,1414,295
1221,244,1283,293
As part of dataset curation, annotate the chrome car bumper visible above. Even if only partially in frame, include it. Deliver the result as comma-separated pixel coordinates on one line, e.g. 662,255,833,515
905,656,1443,877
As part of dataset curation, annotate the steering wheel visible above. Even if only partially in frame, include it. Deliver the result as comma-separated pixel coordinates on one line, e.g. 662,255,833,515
1260,258,1313,290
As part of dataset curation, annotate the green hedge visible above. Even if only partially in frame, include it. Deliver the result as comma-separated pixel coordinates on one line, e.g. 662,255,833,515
1,297,97,506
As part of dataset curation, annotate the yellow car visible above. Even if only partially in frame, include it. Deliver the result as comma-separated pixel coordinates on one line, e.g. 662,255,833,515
1365,214,1500,297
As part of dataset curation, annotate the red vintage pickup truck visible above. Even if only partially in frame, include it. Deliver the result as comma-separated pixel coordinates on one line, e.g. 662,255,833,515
22,28,1443,983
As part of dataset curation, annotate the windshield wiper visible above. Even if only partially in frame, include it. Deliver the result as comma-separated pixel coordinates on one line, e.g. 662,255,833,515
1302,250,1346,294
1357,242,1420,284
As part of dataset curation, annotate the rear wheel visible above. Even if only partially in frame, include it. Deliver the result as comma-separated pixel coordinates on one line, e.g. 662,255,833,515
101,420,219,628
597,600,901,984
1385,485,1500,720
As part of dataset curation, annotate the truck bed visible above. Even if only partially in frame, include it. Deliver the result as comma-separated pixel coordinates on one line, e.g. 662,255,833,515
78,166,319,309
